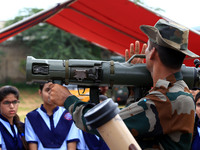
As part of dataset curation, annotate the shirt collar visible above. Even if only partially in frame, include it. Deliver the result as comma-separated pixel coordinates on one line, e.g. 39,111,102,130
155,71,183,89
40,104,59,114
197,119,200,127
0,114,16,125
172,71,183,81
165,71,183,83
0,114,9,122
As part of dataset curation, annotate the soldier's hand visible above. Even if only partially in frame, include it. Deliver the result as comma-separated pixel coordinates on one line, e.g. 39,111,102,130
125,40,147,64
49,84,72,106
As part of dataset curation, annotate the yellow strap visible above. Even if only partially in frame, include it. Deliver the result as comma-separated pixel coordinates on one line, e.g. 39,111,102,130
65,60,69,84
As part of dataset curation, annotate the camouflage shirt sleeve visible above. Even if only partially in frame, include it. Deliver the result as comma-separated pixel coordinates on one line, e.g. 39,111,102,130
64,95,99,135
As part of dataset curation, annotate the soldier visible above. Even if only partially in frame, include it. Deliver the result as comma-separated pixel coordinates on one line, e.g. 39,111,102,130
49,19,199,149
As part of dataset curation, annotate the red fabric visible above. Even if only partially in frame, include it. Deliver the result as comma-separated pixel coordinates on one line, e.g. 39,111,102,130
0,0,199,66
46,0,159,55
0,0,74,43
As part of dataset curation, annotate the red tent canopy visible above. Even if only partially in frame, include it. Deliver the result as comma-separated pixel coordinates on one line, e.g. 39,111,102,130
0,0,200,66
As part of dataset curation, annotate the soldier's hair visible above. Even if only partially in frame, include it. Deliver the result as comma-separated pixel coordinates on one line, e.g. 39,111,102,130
149,41,185,69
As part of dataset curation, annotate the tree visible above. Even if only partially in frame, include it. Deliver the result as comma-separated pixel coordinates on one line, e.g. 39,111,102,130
4,8,110,60
21,22,104,60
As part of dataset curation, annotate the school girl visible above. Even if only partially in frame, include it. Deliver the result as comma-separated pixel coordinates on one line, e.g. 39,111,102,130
0,85,27,150
192,92,200,150
25,82,81,150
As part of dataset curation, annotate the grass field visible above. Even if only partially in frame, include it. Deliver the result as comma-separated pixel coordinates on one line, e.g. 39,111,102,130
18,88,41,122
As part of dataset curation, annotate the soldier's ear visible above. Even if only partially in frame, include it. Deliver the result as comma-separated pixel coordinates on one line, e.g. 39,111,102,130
149,47,157,60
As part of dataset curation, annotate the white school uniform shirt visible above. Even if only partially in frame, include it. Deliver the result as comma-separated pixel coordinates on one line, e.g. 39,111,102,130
0,118,19,150
25,106,81,150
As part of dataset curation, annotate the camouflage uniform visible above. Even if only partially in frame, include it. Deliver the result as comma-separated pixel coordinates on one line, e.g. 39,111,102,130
64,71,195,150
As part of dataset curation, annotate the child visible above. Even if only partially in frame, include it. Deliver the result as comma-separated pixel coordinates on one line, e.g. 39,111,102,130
25,82,80,150
0,85,27,150
192,92,200,150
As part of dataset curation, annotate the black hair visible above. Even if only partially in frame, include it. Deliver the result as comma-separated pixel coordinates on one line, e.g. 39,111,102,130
0,85,19,102
195,92,200,103
0,85,28,150
149,41,186,69
192,92,200,142
39,83,45,91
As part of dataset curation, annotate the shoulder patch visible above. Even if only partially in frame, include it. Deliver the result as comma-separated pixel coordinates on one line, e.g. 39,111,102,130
64,112,72,120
